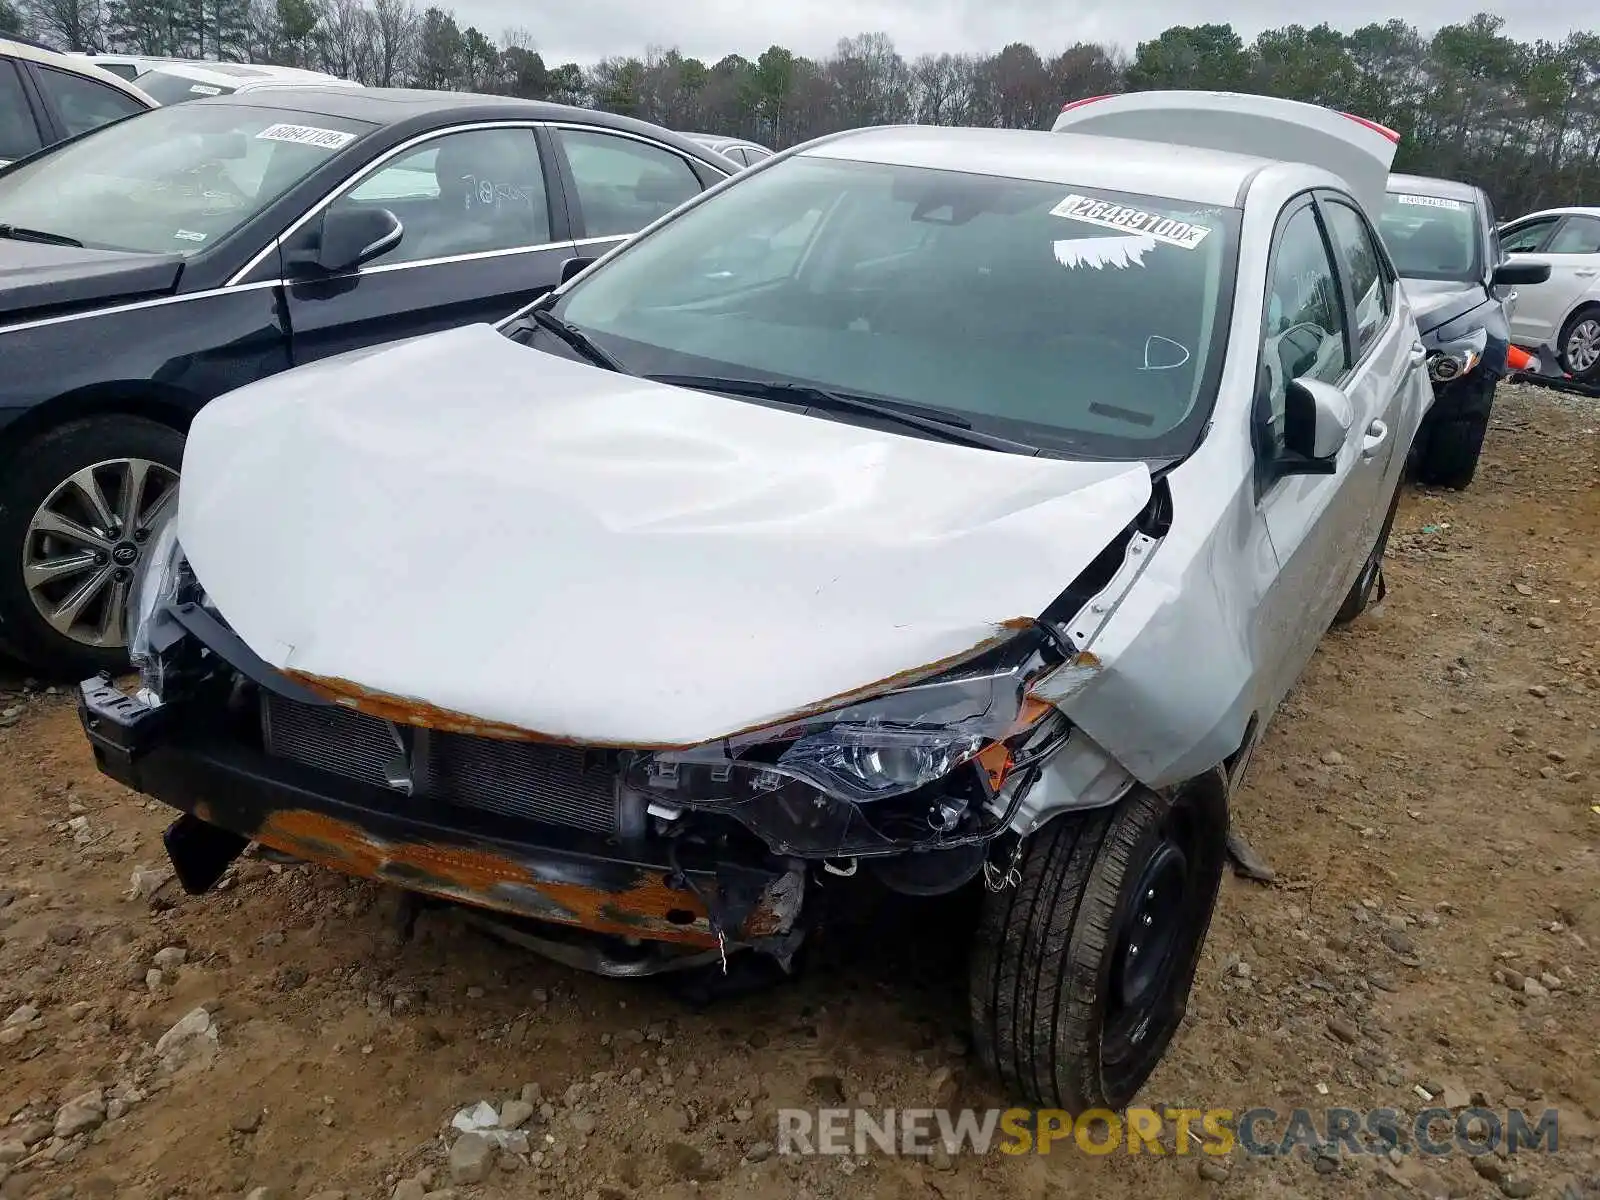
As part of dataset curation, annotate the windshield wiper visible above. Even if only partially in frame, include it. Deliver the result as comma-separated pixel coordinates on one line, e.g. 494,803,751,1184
645,374,1041,454
0,224,84,247
528,309,624,372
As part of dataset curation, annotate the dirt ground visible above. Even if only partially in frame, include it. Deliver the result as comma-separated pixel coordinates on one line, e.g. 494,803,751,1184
0,382,1595,1200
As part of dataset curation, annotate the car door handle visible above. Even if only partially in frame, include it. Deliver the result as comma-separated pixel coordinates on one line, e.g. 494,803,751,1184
1575,268,1598,278
1361,419,1389,459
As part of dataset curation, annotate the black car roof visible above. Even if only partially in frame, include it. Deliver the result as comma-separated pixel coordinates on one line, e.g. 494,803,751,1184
1386,173,1483,204
197,86,734,168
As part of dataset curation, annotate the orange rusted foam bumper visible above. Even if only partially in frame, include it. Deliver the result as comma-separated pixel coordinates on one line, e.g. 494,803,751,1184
80,678,802,952
231,806,795,948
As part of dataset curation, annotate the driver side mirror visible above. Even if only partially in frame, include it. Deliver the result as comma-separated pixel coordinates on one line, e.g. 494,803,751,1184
1492,260,1551,286
560,256,595,284
1280,377,1352,471
289,206,403,275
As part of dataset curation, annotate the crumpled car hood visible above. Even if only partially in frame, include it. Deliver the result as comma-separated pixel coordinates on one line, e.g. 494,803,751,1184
179,324,1153,746
1402,277,1488,336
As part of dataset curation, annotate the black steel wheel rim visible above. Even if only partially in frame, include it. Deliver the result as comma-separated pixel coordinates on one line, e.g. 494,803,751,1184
1101,805,1203,1093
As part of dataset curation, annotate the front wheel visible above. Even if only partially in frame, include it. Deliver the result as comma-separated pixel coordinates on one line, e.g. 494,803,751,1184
1413,371,1495,490
0,416,184,679
970,782,1226,1111
1558,305,1600,384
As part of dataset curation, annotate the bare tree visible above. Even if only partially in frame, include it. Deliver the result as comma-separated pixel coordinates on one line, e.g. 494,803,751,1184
24,0,104,49
316,0,378,82
370,0,418,86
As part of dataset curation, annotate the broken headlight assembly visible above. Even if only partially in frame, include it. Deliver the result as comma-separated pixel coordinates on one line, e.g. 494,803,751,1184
126,515,206,706
624,628,1099,858
1427,326,1487,383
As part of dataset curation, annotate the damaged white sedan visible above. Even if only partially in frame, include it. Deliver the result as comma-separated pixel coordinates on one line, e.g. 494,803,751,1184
79,94,1430,1112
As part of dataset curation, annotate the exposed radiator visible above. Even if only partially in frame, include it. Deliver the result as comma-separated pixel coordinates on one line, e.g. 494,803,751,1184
260,692,619,834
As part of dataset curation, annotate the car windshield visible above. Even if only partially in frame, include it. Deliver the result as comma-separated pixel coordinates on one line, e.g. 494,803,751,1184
1379,191,1481,282
0,102,372,254
132,69,237,103
551,154,1240,459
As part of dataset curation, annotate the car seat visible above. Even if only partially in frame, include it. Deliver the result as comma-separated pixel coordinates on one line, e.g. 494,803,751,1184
414,136,547,260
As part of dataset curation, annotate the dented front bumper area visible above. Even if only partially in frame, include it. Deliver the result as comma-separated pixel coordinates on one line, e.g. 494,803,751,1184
80,599,1122,974
79,673,807,972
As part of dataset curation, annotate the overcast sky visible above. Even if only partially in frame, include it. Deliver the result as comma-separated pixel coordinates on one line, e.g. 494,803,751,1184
474,0,1582,65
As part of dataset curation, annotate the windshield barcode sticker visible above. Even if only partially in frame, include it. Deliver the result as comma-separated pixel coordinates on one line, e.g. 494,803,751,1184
1050,194,1212,250
1396,194,1464,210
173,229,207,242
256,123,356,150
188,84,222,95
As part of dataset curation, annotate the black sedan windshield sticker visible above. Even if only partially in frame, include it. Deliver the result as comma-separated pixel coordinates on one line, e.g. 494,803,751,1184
256,123,355,151
1050,193,1212,250
1395,194,1464,210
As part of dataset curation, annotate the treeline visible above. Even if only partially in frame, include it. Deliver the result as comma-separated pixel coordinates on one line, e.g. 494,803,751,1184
4,0,1598,216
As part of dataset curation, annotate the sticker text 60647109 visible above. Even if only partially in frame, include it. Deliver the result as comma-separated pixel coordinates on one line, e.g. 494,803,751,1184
255,123,356,151
1050,194,1212,250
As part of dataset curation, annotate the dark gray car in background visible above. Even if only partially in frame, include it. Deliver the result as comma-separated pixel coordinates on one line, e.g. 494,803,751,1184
1377,173,1549,488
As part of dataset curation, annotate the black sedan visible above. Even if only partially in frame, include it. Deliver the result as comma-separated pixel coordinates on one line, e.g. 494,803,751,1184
0,87,737,675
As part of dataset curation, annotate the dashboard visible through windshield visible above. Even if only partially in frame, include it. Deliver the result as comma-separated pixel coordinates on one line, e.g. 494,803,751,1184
550,154,1241,460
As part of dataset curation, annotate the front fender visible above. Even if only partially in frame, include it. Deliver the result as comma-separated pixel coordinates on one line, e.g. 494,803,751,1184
1053,460,1266,790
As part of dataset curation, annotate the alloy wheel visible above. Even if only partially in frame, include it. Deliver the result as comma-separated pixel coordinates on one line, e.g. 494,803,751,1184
1566,317,1600,375
22,458,179,650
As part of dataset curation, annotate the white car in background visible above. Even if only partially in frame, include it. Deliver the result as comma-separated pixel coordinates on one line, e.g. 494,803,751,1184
129,60,359,105
1496,205,1600,384
72,53,173,82
1,37,153,166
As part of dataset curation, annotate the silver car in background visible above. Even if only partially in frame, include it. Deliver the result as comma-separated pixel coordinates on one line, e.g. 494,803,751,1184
681,131,773,169
81,93,1430,1113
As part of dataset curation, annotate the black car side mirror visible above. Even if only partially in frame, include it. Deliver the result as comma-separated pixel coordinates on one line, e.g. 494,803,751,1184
1492,260,1551,286
560,256,595,284
290,207,403,275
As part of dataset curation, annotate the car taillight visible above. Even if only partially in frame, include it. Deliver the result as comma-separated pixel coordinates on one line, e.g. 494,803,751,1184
1338,111,1401,143
1060,94,1114,113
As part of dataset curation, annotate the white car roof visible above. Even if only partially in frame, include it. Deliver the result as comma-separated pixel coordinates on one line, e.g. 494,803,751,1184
134,60,358,89
803,124,1274,209
0,37,156,104
1507,205,1600,223
1051,91,1400,217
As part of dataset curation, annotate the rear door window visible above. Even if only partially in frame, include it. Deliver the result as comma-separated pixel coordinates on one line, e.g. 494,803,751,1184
0,58,43,162
1547,215,1600,255
34,65,147,137
558,129,702,239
